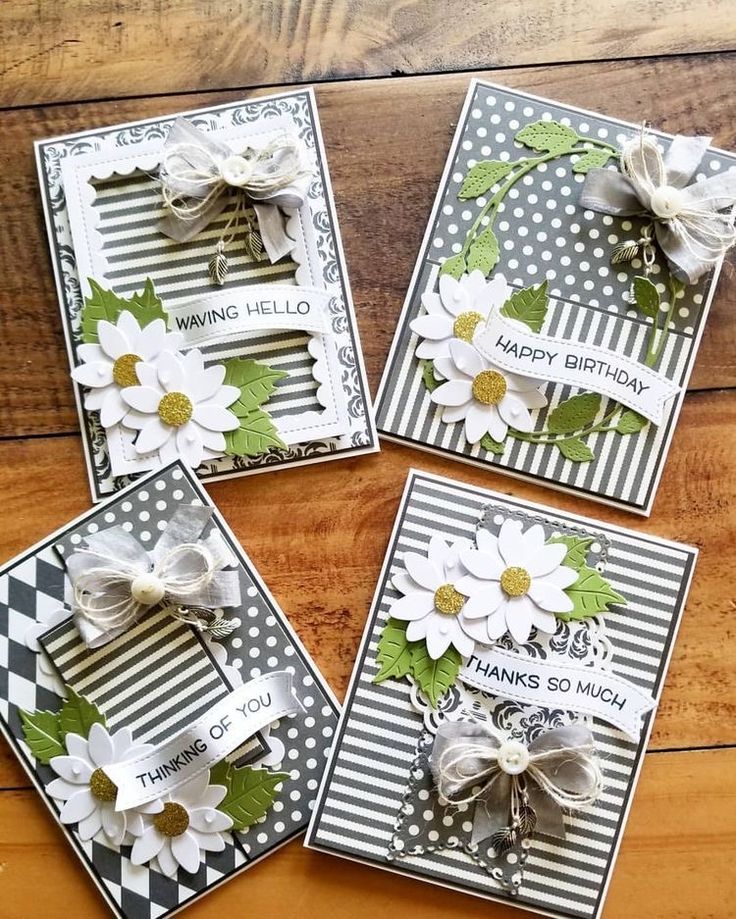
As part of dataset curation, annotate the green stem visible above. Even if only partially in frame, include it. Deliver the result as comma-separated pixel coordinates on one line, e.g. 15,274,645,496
460,138,617,258
509,403,622,446
644,275,682,367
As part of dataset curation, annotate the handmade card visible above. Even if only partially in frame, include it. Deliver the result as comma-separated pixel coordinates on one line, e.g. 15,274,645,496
36,88,376,501
307,469,696,918
0,460,338,919
375,80,736,514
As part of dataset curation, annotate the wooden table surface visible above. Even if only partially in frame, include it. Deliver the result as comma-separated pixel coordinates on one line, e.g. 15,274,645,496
1,3,735,917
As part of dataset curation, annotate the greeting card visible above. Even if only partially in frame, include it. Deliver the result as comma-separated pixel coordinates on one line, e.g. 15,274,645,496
36,88,376,501
307,469,696,918
0,460,338,919
375,80,736,514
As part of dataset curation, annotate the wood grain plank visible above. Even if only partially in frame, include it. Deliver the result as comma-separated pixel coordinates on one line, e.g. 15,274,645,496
1,58,736,439
0,386,734,789
0,747,733,918
1,0,736,107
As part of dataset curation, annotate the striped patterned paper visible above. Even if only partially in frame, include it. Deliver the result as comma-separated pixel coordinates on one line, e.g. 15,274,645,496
375,80,736,515
307,469,696,919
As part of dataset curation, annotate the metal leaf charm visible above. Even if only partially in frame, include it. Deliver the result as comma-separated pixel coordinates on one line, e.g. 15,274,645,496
203,614,239,639
489,826,517,856
516,803,537,838
245,227,264,261
209,243,229,286
611,239,640,265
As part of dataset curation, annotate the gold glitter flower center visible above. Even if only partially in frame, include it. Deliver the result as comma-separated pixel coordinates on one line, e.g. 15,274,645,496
500,566,531,598
158,391,193,427
89,767,118,803
112,353,142,388
472,370,507,405
434,583,465,616
154,802,190,837
452,310,485,343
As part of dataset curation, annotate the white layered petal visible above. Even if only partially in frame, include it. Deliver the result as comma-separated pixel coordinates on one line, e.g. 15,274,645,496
171,831,202,874
505,595,534,644
100,389,128,428
176,423,205,468
88,722,115,766
498,393,533,433
188,807,232,833
410,314,454,340
59,788,97,824
462,584,505,619
131,826,165,865
50,755,93,785
192,403,239,432
97,321,128,360
123,385,163,414
157,841,179,877
438,274,470,315
389,591,435,621
403,551,441,590
498,519,526,567
72,362,114,388
486,407,508,443
449,338,485,379
424,618,454,660
525,542,568,577
156,351,185,392
528,580,575,613
463,402,493,444
432,380,474,407
135,418,172,455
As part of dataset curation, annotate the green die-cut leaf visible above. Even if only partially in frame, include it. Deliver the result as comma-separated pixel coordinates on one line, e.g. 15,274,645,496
421,360,441,393
616,410,648,434
216,763,289,831
458,160,514,199
633,276,660,318
557,438,595,462
559,564,627,621
467,227,500,276
547,393,601,434
224,408,287,457
572,148,614,174
222,358,288,415
59,686,106,740
439,253,467,280
374,618,414,683
410,643,461,707
480,432,505,455
80,278,167,344
19,709,64,764
499,280,549,333
515,120,579,156
546,535,594,570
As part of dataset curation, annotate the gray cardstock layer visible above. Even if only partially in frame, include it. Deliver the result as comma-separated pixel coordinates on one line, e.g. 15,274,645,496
36,88,377,502
375,79,736,515
306,469,697,919
0,460,339,919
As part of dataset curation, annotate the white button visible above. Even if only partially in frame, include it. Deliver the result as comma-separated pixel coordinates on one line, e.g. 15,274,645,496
496,740,530,775
649,185,686,219
220,154,254,188
130,573,166,606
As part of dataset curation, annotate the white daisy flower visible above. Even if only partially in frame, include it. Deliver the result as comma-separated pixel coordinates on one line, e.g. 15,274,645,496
47,722,156,846
130,771,233,876
121,349,240,468
71,312,184,428
431,339,547,444
456,521,579,645
389,536,478,660
410,271,510,359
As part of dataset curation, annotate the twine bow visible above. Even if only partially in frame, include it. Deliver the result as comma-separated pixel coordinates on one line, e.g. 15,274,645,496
430,721,602,846
158,118,312,280
580,127,736,284
65,505,241,648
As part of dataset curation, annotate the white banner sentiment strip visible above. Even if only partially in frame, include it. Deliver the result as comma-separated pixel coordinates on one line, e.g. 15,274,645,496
166,284,332,347
460,647,656,739
106,671,302,810
473,310,679,424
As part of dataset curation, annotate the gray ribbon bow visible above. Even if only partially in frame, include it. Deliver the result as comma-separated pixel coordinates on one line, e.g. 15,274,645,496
580,130,736,284
430,720,602,847
158,117,312,267
65,505,241,648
